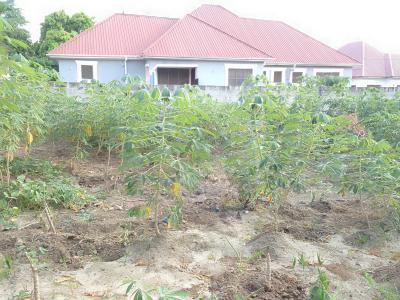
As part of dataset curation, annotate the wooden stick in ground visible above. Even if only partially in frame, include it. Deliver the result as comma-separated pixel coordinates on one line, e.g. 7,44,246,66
43,201,56,234
266,252,271,290
26,253,40,300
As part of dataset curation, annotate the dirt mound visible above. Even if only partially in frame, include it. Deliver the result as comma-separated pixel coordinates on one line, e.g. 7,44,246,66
273,203,335,242
373,263,400,289
0,209,149,270
211,261,307,300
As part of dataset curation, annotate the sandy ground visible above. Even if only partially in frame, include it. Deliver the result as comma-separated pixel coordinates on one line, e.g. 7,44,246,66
0,145,399,299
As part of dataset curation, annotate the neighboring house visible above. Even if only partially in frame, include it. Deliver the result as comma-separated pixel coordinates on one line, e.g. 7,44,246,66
339,42,400,91
48,5,358,87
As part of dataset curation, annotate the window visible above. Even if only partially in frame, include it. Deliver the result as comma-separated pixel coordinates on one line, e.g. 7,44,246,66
316,72,340,77
228,68,252,86
81,65,94,80
292,72,303,83
273,71,283,83
157,68,190,85
76,61,97,82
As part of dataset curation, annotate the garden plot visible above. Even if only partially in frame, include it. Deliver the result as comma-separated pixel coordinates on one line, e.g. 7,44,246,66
0,147,399,299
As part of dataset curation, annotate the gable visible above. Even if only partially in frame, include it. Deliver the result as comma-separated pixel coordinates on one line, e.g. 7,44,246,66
189,5,357,65
339,42,399,78
142,14,270,59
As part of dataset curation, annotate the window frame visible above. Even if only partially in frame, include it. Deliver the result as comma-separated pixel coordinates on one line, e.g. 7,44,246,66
273,71,283,83
264,67,286,84
227,68,253,87
290,68,307,83
224,64,256,86
76,60,98,82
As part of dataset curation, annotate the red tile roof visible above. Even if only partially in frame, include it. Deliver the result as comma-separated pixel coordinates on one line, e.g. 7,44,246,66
392,54,400,77
49,14,178,56
49,4,358,65
142,14,270,59
189,5,357,65
339,42,400,78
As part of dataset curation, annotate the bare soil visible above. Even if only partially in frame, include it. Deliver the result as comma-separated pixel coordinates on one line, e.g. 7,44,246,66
0,144,399,299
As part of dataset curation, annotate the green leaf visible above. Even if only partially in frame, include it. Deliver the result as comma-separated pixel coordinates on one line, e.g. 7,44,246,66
151,87,161,100
128,205,151,218
161,87,171,100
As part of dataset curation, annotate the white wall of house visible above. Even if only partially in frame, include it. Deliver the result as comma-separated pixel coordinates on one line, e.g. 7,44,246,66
145,59,264,86
56,58,265,86
57,58,354,87
56,59,145,83
351,77,400,89
263,65,353,84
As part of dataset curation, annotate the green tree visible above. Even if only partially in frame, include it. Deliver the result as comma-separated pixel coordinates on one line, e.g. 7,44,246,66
0,0,31,56
35,10,93,61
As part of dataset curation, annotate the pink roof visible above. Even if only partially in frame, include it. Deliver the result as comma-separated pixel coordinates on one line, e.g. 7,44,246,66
49,14,178,56
339,42,400,78
391,54,400,77
49,4,358,65
143,14,269,59
190,5,357,65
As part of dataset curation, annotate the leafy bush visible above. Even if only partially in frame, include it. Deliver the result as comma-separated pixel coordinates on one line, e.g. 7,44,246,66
2,157,63,179
0,175,92,210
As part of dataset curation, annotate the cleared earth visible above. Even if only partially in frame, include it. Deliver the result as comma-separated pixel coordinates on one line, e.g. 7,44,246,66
0,144,399,299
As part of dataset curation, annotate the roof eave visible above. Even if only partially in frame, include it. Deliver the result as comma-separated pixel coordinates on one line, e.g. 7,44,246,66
48,53,273,62
47,54,142,60
264,62,361,67
143,55,273,62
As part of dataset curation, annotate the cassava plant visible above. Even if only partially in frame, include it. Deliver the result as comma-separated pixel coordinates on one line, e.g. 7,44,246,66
223,75,339,210
0,18,52,184
122,86,212,235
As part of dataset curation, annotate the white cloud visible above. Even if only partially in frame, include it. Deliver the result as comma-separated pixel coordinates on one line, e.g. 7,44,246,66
15,0,400,53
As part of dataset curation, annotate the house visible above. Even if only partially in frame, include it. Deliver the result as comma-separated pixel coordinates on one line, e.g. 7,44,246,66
48,5,358,87
339,42,400,91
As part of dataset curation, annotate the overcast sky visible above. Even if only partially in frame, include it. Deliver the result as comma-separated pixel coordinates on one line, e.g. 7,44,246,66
15,0,400,53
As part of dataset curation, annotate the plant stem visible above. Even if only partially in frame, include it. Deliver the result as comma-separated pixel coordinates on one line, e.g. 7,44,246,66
266,252,271,290
44,201,56,234
26,253,40,300
154,202,160,236
6,152,10,185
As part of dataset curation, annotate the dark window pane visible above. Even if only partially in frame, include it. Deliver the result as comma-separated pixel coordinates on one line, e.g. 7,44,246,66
81,65,94,80
157,68,190,85
316,72,340,77
228,68,252,86
292,72,303,83
273,71,282,83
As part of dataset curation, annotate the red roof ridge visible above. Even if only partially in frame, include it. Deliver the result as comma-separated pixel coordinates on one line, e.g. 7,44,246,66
49,14,116,55
187,14,272,58
271,21,360,65
198,4,240,17
141,13,190,56
143,13,271,58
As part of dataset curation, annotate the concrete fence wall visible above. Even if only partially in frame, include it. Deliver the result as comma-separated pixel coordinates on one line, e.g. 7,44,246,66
61,82,399,102
63,82,243,102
